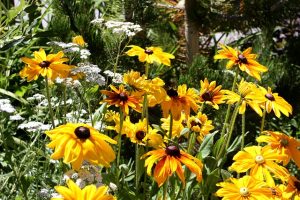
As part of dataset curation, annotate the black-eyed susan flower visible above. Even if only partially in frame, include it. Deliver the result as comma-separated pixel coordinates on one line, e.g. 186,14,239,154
257,131,300,168
161,113,186,138
259,86,293,118
229,146,289,185
101,84,142,115
187,112,214,142
126,45,175,66
72,35,86,47
142,145,203,187
45,123,116,170
52,179,115,200
214,44,268,81
224,79,265,116
20,48,73,81
215,175,271,200
199,78,225,110
161,84,199,120
282,176,300,200
125,119,164,149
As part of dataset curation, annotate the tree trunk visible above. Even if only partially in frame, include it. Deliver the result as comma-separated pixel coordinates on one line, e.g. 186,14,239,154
184,0,199,65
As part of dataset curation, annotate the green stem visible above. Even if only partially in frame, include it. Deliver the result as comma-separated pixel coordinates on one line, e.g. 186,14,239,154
45,77,55,128
168,112,173,143
62,85,67,124
187,132,195,154
117,109,124,167
135,144,140,194
217,102,240,160
145,63,149,78
163,178,169,200
199,103,204,112
260,107,266,133
220,69,238,137
241,113,245,150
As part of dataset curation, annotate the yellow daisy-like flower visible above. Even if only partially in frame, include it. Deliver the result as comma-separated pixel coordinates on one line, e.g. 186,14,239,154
214,44,268,81
126,119,164,149
20,48,73,81
101,85,142,115
161,113,186,138
123,70,167,107
215,175,271,200
45,123,116,170
142,145,203,187
161,84,199,120
259,86,293,118
224,80,265,116
199,78,225,110
282,176,300,200
268,184,287,200
126,45,175,66
72,35,86,47
187,112,214,142
52,179,116,200
257,131,300,167
229,146,289,185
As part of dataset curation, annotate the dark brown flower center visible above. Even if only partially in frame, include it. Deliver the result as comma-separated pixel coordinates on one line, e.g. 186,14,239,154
165,145,181,157
167,89,178,97
136,130,146,141
202,91,213,101
238,54,248,64
294,181,300,191
39,61,51,68
144,49,153,55
119,92,128,101
190,120,202,128
265,93,275,101
74,126,91,139
280,138,289,147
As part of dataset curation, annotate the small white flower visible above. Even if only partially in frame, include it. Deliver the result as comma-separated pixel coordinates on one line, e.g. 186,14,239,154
109,182,117,191
0,99,15,113
72,63,106,85
18,121,52,132
9,114,24,121
80,49,91,60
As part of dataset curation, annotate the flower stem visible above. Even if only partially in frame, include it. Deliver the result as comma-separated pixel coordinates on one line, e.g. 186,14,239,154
168,112,173,144
220,69,238,137
117,109,124,167
163,178,169,200
45,77,55,128
260,107,266,133
241,113,245,150
62,85,67,124
135,143,140,194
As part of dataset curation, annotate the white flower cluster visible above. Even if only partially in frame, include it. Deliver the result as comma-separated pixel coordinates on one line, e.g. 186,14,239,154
63,164,103,188
71,63,106,86
66,109,87,123
55,77,82,88
103,70,123,83
9,114,24,121
47,41,91,60
0,99,16,113
18,121,52,132
91,19,142,37
26,93,45,102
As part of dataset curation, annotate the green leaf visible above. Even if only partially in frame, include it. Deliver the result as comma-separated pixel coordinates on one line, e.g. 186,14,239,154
0,88,28,104
220,169,232,181
212,136,224,157
6,0,26,23
0,37,26,51
198,131,217,159
180,127,190,136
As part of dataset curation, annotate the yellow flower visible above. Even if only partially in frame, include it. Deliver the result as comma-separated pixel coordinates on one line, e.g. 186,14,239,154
126,119,164,149
126,45,175,66
123,70,167,107
45,123,116,170
257,131,300,167
187,112,214,142
52,179,116,200
161,113,186,138
282,176,300,200
101,85,142,115
229,146,289,185
214,44,268,81
199,78,225,110
259,86,292,118
161,84,199,120
72,35,86,47
224,80,265,116
142,145,203,187
215,175,271,200
20,48,73,81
